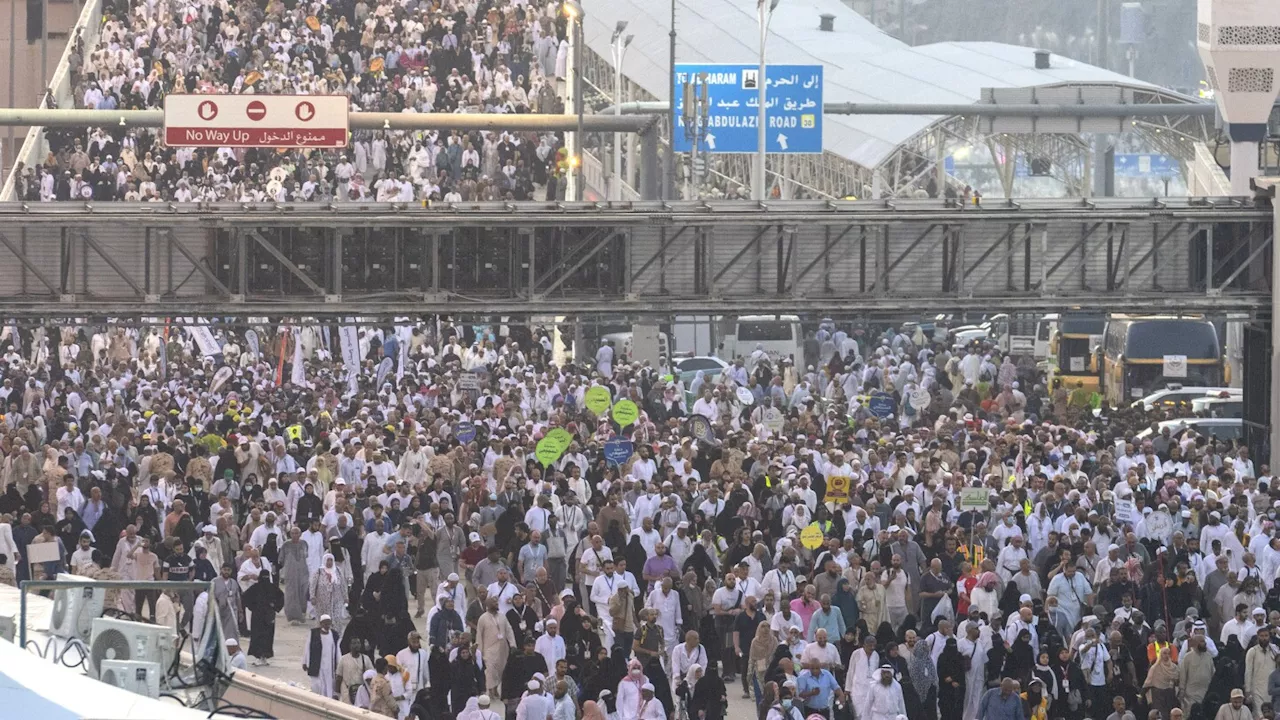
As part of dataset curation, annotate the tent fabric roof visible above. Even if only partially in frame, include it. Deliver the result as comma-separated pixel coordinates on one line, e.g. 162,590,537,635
581,0,1177,168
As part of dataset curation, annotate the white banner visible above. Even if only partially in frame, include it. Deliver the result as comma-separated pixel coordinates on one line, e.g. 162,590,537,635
375,357,394,389
339,324,360,395
290,328,306,386
397,333,409,381
1163,354,1188,378
245,329,260,358
187,323,221,358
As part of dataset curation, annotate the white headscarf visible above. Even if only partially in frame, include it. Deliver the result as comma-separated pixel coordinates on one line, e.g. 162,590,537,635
684,663,703,690
319,552,337,581
457,697,483,720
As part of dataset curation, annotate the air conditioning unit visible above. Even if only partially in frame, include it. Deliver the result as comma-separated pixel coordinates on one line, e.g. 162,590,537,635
49,573,105,642
89,617,175,679
0,615,15,642
99,659,162,698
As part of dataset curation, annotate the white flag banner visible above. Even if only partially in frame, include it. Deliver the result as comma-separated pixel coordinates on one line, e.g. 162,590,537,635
187,323,221,358
245,329,260,358
396,325,412,381
290,328,306,386
339,324,360,395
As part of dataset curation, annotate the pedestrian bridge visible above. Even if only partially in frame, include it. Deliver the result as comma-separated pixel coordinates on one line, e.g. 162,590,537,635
0,198,1269,319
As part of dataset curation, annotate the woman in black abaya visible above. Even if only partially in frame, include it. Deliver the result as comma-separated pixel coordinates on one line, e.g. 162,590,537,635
449,644,485,716
241,570,284,664
1002,628,1035,687
689,662,728,720
937,637,966,720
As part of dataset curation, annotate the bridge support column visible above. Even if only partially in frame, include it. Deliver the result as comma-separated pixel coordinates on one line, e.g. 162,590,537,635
1272,199,1280,464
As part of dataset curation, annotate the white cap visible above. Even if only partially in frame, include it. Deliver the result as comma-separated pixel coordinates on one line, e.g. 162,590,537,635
641,683,655,692
448,572,460,582
320,614,332,622
478,696,491,706
225,638,238,647
1019,594,1032,603
528,680,542,690
469,532,482,543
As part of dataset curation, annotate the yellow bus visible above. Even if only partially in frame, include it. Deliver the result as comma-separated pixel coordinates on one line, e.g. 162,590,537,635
1101,316,1225,404
1049,315,1105,392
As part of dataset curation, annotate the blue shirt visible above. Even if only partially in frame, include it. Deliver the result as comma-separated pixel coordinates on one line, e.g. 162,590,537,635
796,670,839,710
807,607,847,642
518,543,547,583
978,688,1023,720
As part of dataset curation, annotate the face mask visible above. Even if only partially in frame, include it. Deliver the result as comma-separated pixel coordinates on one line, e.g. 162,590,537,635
631,669,642,678
781,700,792,710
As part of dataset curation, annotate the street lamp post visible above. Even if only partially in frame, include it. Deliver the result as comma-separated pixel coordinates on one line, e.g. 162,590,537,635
754,0,780,201
563,1,585,200
611,23,634,201
668,0,677,201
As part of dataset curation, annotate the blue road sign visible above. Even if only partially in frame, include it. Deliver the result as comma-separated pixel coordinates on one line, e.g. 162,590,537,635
673,64,823,154
1114,154,1180,177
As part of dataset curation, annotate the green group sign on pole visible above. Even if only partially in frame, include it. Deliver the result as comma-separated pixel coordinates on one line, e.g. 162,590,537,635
536,427,574,467
585,386,612,415
611,399,639,427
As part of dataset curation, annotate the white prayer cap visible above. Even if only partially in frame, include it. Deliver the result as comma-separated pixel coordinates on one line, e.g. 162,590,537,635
320,614,332,622
641,683,654,692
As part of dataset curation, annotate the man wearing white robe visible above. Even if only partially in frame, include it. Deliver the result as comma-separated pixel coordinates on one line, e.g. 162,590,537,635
845,637,880,720
515,680,552,720
590,561,623,648
535,618,567,672
300,520,326,576
637,684,666,720
362,520,390,579
863,666,906,720
957,622,992,720
304,615,341,699
396,632,431,715
647,578,684,655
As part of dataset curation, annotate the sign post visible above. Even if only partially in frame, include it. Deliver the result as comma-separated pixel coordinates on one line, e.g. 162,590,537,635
164,95,348,148
673,64,823,155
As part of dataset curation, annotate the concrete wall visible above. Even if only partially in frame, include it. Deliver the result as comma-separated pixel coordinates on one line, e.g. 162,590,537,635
0,0,76,177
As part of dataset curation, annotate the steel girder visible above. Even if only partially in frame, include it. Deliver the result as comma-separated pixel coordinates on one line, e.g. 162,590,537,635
0,200,1266,318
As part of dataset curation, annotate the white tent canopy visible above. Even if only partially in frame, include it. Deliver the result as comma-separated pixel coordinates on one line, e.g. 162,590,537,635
582,0,1181,169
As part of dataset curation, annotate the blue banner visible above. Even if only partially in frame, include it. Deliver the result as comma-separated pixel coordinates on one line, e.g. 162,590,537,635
455,422,476,444
868,392,897,419
603,440,634,467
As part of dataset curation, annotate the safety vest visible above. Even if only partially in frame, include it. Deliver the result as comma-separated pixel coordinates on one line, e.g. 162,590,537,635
286,424,303,442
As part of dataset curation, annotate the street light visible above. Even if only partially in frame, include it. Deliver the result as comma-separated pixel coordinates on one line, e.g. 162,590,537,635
563,1,585,200
755,0,781,201
611,22,634,201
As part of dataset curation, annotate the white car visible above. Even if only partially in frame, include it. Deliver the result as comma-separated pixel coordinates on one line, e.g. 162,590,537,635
1191,395,1243,418
1136,418,1243,443
1131,386,1241,412
675,356,729,382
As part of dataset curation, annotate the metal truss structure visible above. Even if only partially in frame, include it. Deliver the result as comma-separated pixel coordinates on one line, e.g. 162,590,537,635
580,46,1217,200
0,199,1268,320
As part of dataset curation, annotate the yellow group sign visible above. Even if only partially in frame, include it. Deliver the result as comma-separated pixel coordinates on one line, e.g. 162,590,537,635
824,476,851,504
